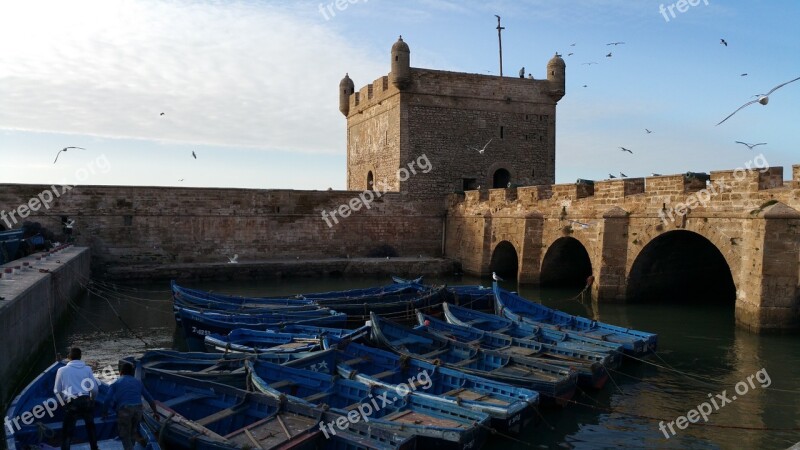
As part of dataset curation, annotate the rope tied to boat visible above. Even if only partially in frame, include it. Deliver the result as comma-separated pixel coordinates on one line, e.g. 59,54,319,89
35,422,55,440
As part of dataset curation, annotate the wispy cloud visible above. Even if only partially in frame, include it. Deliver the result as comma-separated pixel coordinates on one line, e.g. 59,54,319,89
0,0,384,154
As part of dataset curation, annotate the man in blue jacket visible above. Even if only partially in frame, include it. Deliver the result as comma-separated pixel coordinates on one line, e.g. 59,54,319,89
103,362,158,450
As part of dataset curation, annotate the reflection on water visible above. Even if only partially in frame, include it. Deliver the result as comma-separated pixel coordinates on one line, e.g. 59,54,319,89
20,275,800,450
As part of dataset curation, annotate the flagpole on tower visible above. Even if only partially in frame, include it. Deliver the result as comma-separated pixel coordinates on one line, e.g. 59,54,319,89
495,15,504,77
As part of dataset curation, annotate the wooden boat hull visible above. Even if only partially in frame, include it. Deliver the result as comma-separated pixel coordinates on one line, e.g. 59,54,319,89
493,283,658,356
247,358,490,450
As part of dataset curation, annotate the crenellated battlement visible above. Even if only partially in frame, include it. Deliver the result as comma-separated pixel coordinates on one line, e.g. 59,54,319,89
451,166,800,214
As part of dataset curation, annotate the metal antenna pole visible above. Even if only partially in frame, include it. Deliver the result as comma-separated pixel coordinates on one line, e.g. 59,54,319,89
495,15,505,77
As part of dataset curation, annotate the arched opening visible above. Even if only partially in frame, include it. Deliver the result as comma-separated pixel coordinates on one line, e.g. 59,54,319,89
492,168,511,189
540,237,592,287
627,231,735,304
367,171,374,190
490,241,518,280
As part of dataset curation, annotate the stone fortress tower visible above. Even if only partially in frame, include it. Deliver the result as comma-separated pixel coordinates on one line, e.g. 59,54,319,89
340,36,566,196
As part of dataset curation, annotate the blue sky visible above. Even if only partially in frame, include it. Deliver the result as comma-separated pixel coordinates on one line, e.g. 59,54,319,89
1,0,798,189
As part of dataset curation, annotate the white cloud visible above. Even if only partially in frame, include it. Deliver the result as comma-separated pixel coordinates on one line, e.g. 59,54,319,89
0,0,385,154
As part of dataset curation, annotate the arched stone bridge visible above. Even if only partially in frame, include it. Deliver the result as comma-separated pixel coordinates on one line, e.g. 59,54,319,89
445,164,800,332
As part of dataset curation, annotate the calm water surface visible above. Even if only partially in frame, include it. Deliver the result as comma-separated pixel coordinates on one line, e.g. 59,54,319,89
20,275,800,450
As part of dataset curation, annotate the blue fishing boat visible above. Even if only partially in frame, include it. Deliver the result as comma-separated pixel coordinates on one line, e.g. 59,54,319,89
369,313,578,406
0,228,24,265
442,302,625,355
5,361,160,450
391,276,496,312
315,340,539,434
416,311,611,388
247,358,491,450
204,325,369,355
493,283,658,355
133,363,328,450
176,306,347,351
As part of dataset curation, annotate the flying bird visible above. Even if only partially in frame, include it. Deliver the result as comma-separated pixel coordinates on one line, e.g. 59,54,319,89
160,112,165,116
568,220,592,229
741,73,748,77
567,53,574,56
53,147,85,164
519,67,525,78
582,62,598,66
192,151,197,159
178,178,185,182
645,129,653,134
720,38,728,46
620,172,628,177
606,52,613,58
582,85,588,88
716,76,800,125
227,254,238,264
470,138,493,154
570,43,576,46
492,272,504,282
620,147,633,154
606,42,625,46
608,174,617,179
735,141,767,150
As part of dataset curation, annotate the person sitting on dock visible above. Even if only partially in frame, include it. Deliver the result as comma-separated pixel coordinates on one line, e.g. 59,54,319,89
102,362,157,450
53,347,100,450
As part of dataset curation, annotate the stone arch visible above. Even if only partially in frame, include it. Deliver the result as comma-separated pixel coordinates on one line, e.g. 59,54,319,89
492,168,511,189
486,162,515,189
540,237,593,287
626,230,735,304
490,240,519,280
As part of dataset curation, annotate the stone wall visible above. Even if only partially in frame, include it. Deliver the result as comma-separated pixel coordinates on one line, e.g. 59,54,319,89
0,185,446,275
446,166,800,332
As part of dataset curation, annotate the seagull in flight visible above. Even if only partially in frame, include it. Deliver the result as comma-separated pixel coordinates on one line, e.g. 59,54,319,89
608,174,617,179
606,42,625,46
568,220,592,229
178,178,185,182
227,254,238,264
570,43,576,46
192,151,197,159
492,272,504,282
716,76,800,125
160,112,165,116
53,147,85,164
720,38,728,46
470,138,493,154
741,73,748,77
582,62,598,66
620,172,628,178
606,52,613,58
620,147,633,154
735,141,767,150
645,129,653,134
568,53,574,56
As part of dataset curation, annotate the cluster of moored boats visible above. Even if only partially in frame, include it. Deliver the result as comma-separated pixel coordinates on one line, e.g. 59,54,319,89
6,277,657,450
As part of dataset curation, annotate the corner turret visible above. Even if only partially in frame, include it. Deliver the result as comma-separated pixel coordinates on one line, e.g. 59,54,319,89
547,53,566,101
390,36,411,89
339,73,355,116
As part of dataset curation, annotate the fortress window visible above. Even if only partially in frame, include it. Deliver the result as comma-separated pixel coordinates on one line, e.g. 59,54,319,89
367,171,374,190
500,126,504,139
462,178,477,191
493,169,511,189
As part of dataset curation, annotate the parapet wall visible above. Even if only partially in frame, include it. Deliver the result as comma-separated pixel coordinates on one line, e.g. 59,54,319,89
0,185,446,276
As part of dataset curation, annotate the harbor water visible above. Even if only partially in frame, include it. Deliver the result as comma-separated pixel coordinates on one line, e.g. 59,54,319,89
15,275,800,450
